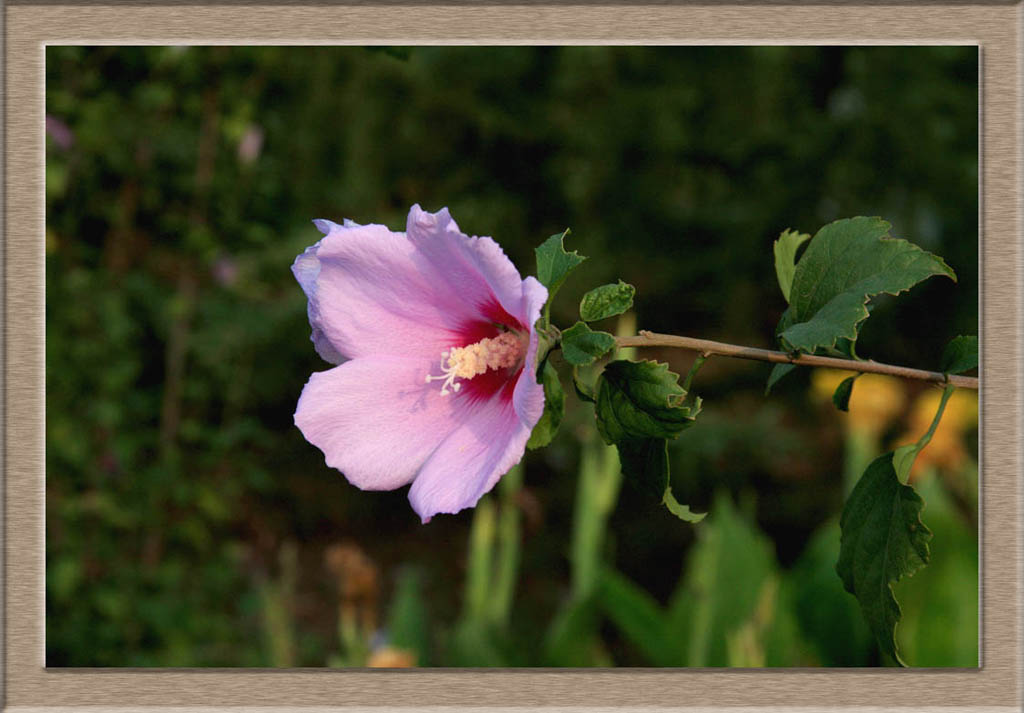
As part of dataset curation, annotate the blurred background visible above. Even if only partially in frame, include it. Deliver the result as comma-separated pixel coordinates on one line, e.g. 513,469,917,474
45,46,978,667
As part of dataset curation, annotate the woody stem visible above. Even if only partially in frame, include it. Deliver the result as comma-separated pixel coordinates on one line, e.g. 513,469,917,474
614,331,979,390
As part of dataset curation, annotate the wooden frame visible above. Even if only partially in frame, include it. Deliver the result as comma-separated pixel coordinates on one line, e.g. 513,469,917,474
4,3,1021,710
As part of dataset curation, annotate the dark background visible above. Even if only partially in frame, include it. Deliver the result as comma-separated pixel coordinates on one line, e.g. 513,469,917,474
46,46,978,667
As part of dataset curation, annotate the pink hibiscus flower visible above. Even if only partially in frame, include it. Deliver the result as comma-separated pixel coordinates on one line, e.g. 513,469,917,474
293,205,548,522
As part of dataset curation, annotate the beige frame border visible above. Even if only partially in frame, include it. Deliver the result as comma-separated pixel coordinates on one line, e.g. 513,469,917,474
5,4,1022,711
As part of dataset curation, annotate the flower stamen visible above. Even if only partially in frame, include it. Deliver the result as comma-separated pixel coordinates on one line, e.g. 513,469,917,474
425,331,525,396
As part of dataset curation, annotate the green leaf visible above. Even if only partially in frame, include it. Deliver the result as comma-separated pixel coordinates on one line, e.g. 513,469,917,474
526,360,565,449
615,437,670,500
579,280,635,322
447,619,508,667
598,567,678,666
892,444,919,483
542,596,608,666
790,519,874,666
571,366,596,403
596,360,703,521
595,359,699,444
595,360,702,521
940,335,978,375
773,228,811,303
385,567,430,665
532,319,560,374
780,217,956,353
662,485,707,523
535,229,586,299
764,362,796,395
832,375,858,412
837,452,932,665
669,493,776,666
615,438,704,523
892,474,978,667
561,322,616,366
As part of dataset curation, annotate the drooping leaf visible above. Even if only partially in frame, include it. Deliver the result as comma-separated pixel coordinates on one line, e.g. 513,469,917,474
780,217,956,353
837,452,932,665
535,229,586,300
662,484,706,523
526,360,565,449
615,437,704,523
764,362,796,395
561,321,615,366
773,228,811,303
940,335,978,375
615,437,670,501
579,280,635,322
594,360,702,521
832,375,858,412
595,359,699,444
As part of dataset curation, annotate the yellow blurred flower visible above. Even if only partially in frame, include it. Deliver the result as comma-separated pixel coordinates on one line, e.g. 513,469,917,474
811,369,906,436
900,388,978,479
366,646,417,668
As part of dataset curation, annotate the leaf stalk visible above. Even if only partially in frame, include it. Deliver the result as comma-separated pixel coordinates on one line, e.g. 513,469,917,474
616,331,978,390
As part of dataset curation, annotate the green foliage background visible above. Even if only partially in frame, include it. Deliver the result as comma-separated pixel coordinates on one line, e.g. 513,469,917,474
46,46,978,667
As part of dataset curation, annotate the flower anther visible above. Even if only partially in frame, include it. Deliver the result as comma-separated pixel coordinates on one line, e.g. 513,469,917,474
425,331,527,396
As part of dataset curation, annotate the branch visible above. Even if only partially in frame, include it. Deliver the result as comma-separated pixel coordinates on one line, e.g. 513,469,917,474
615,331,979,390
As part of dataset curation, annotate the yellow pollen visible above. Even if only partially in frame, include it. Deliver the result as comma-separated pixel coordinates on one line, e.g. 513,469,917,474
425,331,525,396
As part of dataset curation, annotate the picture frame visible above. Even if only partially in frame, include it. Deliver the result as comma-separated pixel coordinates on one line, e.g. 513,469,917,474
5,2,1021,710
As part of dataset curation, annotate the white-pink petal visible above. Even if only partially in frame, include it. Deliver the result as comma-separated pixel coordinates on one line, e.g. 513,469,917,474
406,205,535,328
511,275,548,427
294,357,461,491
300,220,482,361
407,394,534,522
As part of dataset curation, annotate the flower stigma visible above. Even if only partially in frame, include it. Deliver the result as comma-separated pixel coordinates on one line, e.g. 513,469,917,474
425,330,526,396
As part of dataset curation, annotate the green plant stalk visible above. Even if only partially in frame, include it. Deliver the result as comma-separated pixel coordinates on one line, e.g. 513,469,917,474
337,607,365,666
489,463,523,627
259,580,296,667
894,384,956,484
681,353,708,394
914,385,956,452
571,438,622,599
464,496,496,626
260,541,298,667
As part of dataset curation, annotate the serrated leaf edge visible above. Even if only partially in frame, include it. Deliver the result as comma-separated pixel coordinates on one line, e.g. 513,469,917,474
838,453,932,666
782,236,957,353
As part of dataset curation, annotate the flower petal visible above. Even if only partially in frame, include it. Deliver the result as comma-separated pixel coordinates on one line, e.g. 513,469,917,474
512,275,548,426
297,220,489,361
406,205,535,328
294,357,462,491
293,240,347,364
408,393,534,522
